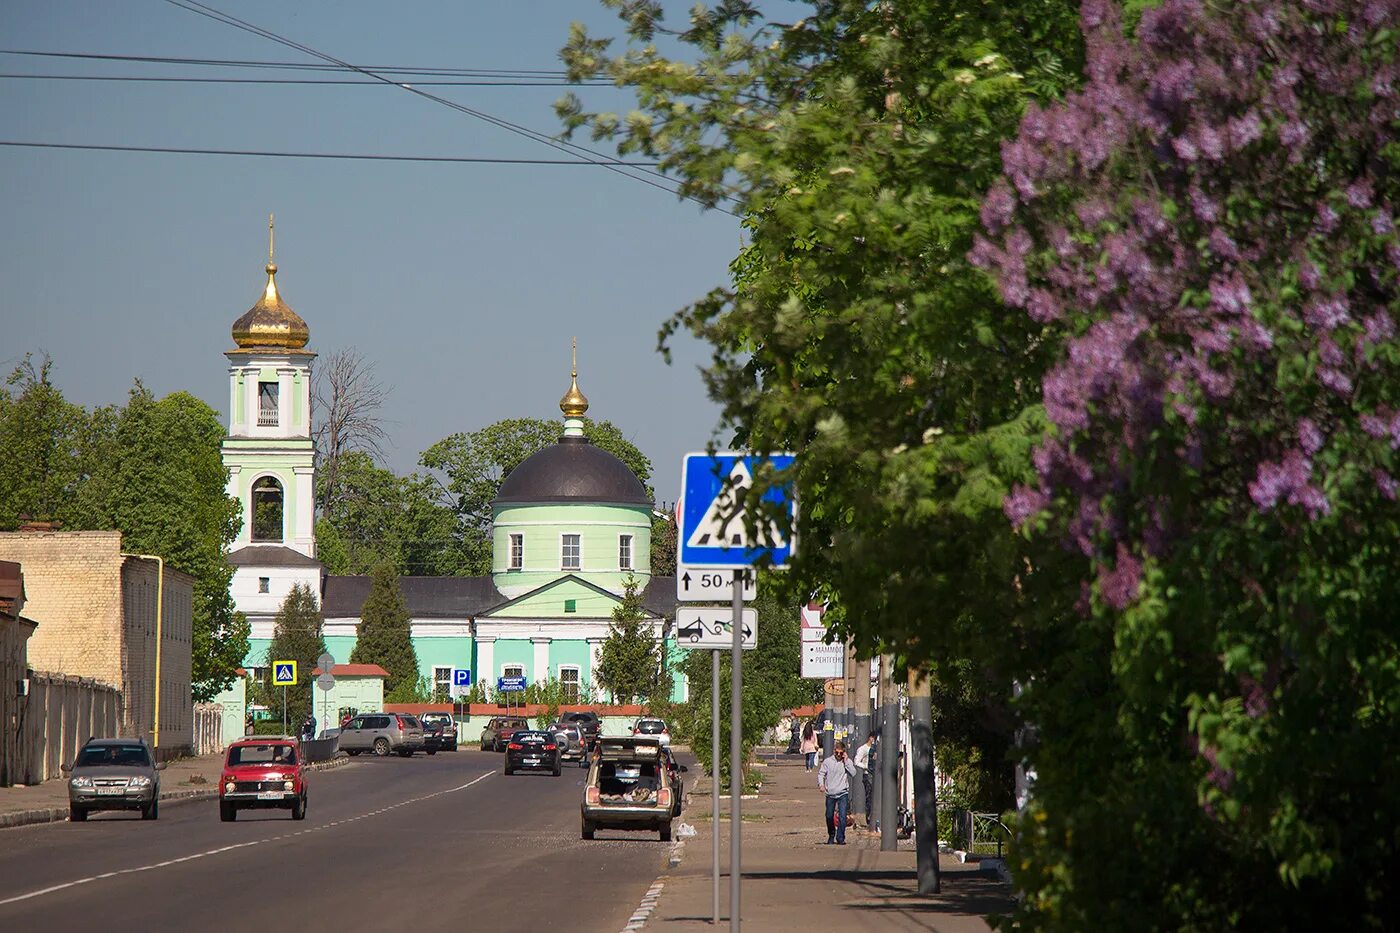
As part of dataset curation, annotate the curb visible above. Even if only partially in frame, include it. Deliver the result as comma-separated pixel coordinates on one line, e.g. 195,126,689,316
0,753,352,830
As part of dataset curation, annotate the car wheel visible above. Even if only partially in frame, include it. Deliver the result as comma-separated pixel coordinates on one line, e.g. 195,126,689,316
659,821,672,842
426,748,437,756
581,818,596,840
480,741,489,751
373,738,390,757
70,805,87,823
142,799,158,820
504,765,513,775
397,749,413,758
292,795,306,821
552,763,561,777
220,802,236,822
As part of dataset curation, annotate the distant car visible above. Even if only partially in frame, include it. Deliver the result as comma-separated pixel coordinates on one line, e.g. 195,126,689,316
558,710,603,751
582,737,674,841
659,746,687,817
338,713,424,757
420,719,446,755
419,712,458,751
480,716,530,752
548,722,586,762
64,738,165,822
503,730,562,776
219,737,307,821
632,718,671,747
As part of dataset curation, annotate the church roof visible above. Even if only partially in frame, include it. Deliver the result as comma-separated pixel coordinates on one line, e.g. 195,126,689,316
640,576,678,618
494,436,650,507
321,575,505,619
227,545,323,568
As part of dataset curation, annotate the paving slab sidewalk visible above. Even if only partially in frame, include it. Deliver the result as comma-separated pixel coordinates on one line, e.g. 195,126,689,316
0,750,351,828
655,754,1013,932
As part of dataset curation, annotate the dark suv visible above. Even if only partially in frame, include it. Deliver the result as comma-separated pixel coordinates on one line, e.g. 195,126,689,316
480,716,530,752
419,712,457,751
558,711,603,752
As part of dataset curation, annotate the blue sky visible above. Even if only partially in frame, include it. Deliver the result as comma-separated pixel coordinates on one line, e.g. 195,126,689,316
0,1,750,502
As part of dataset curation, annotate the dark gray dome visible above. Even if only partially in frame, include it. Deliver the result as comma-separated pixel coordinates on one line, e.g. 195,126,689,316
494,436,650,506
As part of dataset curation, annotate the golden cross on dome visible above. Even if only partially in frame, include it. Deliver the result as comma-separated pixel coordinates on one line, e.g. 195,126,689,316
268,213,275,262
572,336,577,378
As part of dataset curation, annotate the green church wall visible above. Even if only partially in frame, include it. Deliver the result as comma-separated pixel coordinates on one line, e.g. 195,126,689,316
492,502,652,597
492,638,534,681
488,576,632,619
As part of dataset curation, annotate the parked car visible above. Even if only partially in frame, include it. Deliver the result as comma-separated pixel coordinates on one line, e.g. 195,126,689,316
420,719,445,755
548,722,586,762
503,730,562,776
558,710,603,751
64,738,165,822
480,716,530,752
219,737,306,821
419,712,458,751
659,746,688,817
632,718,671,747
338,712,424,757
581,737,674,841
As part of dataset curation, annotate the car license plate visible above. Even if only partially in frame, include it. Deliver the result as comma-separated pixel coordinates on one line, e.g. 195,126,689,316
257,791,284,800
96,787,124,796
524,756,540,764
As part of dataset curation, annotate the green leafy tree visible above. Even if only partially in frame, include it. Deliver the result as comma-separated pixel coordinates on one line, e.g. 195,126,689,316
595,577,666,704
260,583,326,727
420,416,654,575
649,513,676,578
0,354,91,528
349,562,419,697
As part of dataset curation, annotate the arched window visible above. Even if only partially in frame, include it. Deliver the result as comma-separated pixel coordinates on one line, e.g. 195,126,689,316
251,476,284,542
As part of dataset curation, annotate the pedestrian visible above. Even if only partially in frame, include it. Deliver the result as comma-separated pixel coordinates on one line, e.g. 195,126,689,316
301,713,315,741
854,733,875,828
800,722,819,771
817,742,857,845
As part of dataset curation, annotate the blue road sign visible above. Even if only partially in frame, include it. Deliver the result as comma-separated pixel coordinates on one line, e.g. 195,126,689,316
272,660,297,686
452,668,472,688
497,676,527,693
679,451,796,569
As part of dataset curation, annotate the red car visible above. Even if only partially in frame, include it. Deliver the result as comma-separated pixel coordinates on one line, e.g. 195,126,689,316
219,737,307,822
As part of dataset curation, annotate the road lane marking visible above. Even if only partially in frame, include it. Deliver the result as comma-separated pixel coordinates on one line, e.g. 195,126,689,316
0,770,493,908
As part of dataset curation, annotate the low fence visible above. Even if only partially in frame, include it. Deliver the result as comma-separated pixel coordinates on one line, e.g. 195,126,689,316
193,703,225,756
6,671,123,786
299,736,339,763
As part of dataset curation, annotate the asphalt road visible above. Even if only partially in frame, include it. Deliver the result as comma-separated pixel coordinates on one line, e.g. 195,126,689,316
0,749,675,932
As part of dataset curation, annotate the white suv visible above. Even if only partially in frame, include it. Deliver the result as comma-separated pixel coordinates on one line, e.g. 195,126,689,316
632,718,671,747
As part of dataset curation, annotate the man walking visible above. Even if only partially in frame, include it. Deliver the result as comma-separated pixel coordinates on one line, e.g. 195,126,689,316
817,742,857,845
853,733,875,828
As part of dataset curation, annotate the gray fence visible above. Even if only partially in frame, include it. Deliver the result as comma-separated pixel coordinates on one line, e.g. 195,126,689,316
193,704,224,756
299,736,340,763
6,671,123,786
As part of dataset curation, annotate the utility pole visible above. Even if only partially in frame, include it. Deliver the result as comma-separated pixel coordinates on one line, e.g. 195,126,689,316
847,641,867,825
879,654,899,851
908,667,939,893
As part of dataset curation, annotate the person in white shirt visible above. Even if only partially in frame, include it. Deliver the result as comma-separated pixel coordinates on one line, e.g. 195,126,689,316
853,734,875,827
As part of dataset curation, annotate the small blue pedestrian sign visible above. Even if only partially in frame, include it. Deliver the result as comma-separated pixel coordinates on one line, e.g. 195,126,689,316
272,660,297,686
452,668,472,688
497,676,527,693
679,451,797,569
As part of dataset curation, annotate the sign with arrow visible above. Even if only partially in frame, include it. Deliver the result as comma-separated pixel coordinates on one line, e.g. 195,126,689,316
676,566,756,603
675,607,758,650
678,451,796,569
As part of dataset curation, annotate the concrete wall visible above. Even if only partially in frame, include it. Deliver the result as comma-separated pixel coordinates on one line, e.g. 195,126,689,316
0,615,37,785
10,671,123,785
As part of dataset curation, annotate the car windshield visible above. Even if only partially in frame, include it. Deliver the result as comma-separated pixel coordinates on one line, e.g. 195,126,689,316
636,721,667,734
77,744,149,767
421,715,450,726
228,744,297,766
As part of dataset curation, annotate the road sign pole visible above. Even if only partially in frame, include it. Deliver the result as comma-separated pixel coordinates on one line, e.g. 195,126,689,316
729,568,743,932
712,647,721,926
282,685,287,737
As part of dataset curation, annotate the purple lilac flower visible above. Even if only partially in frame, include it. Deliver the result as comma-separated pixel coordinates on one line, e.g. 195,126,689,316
1240,676,1270,718
1315,201,1340,233
1363,311,1395,342
981,181,1017,234
1027,289,1063,323
1098,543,1143,610
1003,485,1050,528
1346,179,1374,209
1373,212,1394,235
1297,418,1324,455
1304,296,1350,330
1375,470,1399,500
1318,367,1353,395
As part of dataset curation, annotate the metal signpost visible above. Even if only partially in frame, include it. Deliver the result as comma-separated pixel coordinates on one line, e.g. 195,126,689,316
679,451,796,930
273,660,297,736
316,652,335,737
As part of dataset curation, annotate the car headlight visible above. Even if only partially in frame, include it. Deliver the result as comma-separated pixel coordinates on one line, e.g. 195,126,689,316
283,780,295,791
70,776,93,788
225,781,236,793
129,776,152,787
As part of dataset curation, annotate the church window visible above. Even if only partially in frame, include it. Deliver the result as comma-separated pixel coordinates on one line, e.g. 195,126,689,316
258,382,279,426
564,599,577,613
251,476,284,542
618,534,633,571
502,663,524,683
509,534,523,570
433,666,452,702
560,666,580,704
258,577,270,594
561,534,581,571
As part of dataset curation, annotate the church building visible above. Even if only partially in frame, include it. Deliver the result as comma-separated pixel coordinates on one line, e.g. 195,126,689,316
219,226,680,709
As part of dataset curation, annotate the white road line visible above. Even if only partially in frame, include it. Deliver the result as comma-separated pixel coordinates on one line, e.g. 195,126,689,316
0,770,494,908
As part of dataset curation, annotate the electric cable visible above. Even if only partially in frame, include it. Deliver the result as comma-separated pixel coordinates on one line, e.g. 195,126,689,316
0,140,658,165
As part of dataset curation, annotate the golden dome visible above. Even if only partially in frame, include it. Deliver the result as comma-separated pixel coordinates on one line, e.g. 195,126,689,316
559,337,589,417
231,214,309,350
231,262,310,350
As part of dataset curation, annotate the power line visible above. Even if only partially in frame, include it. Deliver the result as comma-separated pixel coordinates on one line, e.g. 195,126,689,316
157,0,739,215
0,73,612,87
0,140,659,165
0,48,577,77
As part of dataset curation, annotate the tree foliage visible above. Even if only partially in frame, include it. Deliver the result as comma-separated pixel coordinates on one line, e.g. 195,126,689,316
349,562,419,697
0,358,248,699
594,576,667,704
259,583,326,726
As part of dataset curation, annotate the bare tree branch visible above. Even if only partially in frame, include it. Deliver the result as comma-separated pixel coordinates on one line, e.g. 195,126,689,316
312,348,391,513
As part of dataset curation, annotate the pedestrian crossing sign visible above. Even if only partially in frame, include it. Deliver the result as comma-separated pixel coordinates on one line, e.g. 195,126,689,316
679,451,797,569
272,660,297,685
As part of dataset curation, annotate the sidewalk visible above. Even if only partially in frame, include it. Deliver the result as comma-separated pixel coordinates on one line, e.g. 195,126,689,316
655,753,1013,931
0,750,350,828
